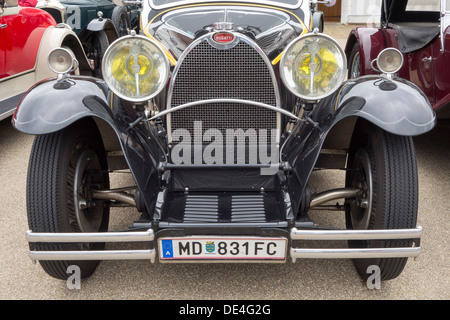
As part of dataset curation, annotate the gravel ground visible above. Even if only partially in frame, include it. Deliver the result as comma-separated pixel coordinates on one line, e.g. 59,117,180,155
0,117,448,301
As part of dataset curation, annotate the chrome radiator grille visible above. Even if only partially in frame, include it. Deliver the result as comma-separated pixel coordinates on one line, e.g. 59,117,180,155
168,39,278,141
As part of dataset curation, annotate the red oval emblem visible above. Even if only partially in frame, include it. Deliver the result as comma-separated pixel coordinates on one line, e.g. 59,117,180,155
213,32,234,44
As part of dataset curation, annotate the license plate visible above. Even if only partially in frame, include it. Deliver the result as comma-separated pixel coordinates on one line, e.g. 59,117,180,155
158,236,287,262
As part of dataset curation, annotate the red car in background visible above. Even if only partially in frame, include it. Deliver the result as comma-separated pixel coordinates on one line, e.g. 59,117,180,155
0,0,116,120
345,0,450,118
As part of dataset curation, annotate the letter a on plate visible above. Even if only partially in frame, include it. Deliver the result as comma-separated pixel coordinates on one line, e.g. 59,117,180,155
161,240,173,258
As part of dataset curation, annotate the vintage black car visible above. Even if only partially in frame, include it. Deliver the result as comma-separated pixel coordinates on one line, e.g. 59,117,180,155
13,0,436,282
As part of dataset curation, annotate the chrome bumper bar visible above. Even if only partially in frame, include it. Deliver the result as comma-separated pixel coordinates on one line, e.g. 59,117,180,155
25,226,422,262
26,229,156,262
290,226,422,262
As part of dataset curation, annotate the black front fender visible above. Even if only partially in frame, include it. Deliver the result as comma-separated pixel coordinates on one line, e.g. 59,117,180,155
285,76,436,171
328,75,436,136
79,18,119,45
12,77,113,135
12,77,162,216
285,75,436,216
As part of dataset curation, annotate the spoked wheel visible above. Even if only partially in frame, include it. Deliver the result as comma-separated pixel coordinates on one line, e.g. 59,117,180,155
345,119,419,281
111,6,130,37
27,119,110,280
85,30,109,78
348,43,361,79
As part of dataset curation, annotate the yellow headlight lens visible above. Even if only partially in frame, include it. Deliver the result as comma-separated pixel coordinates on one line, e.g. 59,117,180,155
280,33,346,100
102,35,169,102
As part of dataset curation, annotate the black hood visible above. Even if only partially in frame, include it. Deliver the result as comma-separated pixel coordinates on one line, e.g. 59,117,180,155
147,6,306,60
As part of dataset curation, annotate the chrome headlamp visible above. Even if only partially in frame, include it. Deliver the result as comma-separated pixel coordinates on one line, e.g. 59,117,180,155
374,48,403,75
48,48,78,76
102,34,170,102
280,33,347,101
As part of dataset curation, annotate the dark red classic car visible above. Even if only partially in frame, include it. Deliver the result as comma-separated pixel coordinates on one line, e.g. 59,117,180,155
345,0,450,118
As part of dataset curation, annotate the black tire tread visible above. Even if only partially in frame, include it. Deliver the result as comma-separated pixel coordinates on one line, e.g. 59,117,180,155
377,131,418,280
27,132,69,280
26,120,109,280
93,30,109,78
347,42,360,79
111,6,130,37
347,119,418,280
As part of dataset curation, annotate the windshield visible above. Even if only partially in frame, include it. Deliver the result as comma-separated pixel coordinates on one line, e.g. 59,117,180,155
405,0,439,11
151,0,302,9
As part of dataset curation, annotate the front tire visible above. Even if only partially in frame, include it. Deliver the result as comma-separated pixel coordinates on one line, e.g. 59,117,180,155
27,119,110,280
348,42,361,79
111,6,130,37
345,119,419,281
84,30,109,78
